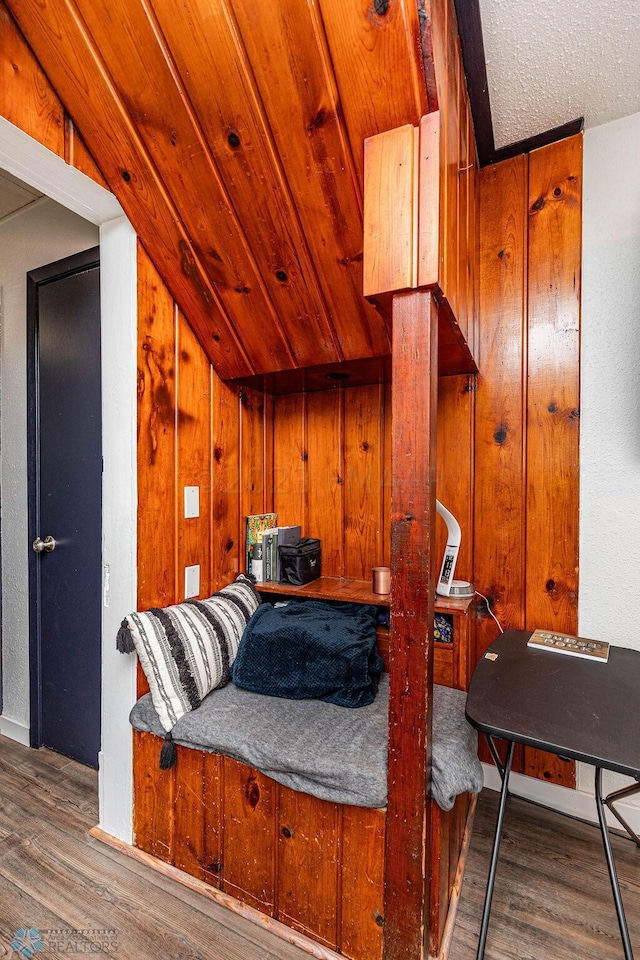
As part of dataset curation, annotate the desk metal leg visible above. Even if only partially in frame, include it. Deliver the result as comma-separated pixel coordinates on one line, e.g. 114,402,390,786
605,779,640,847
595,767,635,960
476,738,515,960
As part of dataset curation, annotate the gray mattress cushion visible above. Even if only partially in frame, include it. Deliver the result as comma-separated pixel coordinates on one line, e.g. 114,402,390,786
130,676,483,810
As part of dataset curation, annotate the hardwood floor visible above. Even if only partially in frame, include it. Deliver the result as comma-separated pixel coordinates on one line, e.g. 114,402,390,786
0,733,638,960
450,789,640,960
0,734,305,960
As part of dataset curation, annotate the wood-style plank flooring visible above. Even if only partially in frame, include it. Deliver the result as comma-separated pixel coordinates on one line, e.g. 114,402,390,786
450,790,640,960
0,733,639,960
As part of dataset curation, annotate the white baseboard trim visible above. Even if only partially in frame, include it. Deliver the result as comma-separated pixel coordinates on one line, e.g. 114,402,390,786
0,715,31,747
482,762,640,835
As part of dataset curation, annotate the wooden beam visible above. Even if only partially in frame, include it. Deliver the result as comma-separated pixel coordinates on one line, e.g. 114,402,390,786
385,290,438,960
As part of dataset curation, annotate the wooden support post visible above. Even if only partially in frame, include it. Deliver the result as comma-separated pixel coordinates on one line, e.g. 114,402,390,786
384,290,438,960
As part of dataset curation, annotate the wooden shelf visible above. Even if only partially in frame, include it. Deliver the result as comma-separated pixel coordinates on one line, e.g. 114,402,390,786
255,577,475,616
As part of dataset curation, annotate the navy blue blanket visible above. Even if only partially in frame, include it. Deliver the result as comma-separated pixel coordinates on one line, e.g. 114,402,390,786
231,601,384,707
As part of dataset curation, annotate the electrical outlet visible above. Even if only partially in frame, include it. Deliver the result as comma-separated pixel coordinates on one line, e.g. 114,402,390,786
184,486,200,519
185,564,200,599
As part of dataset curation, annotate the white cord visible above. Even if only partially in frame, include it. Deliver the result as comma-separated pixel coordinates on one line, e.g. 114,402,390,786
475,591,504,633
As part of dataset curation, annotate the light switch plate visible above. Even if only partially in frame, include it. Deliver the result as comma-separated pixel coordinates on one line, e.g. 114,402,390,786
184,486,200,519
185,564,200,599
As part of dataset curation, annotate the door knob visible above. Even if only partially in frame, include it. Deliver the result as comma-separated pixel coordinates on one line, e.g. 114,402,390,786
33,535,56,554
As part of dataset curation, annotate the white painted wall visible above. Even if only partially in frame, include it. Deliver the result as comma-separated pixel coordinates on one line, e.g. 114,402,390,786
0,197,99,740
578,110,640,813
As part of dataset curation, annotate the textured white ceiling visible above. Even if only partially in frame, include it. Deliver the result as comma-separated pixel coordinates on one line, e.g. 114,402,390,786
478,0,640,149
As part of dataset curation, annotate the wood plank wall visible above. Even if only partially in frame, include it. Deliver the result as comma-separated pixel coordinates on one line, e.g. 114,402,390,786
438,136,582,785
272,383,391,578
0,1,105,186
136,245,272,693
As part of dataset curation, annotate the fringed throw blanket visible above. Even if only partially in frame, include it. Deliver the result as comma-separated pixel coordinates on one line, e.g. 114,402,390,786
231,600,384,708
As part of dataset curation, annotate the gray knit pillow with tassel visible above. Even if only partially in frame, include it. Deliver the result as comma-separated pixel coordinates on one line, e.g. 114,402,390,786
117,574,260,768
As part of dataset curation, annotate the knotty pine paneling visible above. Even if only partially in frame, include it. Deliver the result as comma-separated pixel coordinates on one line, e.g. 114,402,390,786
222,758,277,914
7,0,432,377
426,0,478,341
229,0,390,363
132,731,174,863
341,806,385,960
147,0,342,371
436,375,475,589
272,382,390,579
0,2,64,158
474,140,581,786
137,247,178,614
277,788,341,947
137,730,482,960
318,0,429,193
523,137,581,785
136,245,270,694
64,118,107,188
0,1,101,187
173,744,207,881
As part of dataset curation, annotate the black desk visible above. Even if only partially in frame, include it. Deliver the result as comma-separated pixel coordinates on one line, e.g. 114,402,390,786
466,629,640,960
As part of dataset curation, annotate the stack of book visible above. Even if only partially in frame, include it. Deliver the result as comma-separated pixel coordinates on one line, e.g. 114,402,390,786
246,514,301,582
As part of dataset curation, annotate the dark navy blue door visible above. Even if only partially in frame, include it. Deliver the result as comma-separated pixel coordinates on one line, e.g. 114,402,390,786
28,248,101,768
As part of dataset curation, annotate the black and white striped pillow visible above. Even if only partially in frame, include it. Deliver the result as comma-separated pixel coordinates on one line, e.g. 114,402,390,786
117,575,260,740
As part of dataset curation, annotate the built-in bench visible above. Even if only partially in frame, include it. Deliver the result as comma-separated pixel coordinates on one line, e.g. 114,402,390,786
130,675,482,812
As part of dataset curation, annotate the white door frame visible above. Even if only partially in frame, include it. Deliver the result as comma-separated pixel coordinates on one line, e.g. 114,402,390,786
0,118,137,843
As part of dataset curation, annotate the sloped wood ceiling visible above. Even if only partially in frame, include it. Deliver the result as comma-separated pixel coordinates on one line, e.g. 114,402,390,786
6,0,432,379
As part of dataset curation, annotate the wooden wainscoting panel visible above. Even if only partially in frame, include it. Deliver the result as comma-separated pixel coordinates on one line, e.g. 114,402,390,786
434,644,454,688
428,801,448,959
173,744,206,881
341,805,385,960
132,730,174,864
203,752,224,888
277,789,340,948
222,757,277,913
